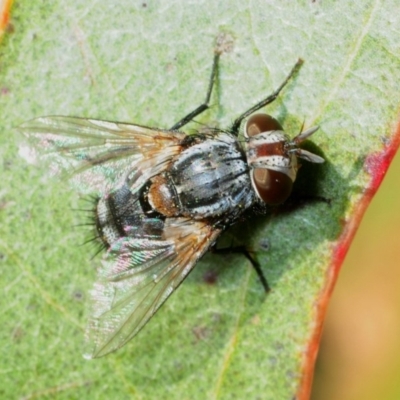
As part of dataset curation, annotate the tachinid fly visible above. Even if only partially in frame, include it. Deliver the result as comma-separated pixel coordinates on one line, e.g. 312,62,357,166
21,50,324,358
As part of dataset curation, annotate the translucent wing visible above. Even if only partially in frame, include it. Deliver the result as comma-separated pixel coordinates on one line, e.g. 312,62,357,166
19,116,185,194
85,218,222,358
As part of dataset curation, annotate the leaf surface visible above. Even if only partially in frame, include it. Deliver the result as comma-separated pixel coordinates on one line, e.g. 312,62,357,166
1,1,400,399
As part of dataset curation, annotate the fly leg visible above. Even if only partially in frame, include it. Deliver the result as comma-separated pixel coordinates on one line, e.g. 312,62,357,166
170,52,220,131
211,244,270,293
230,58,303,135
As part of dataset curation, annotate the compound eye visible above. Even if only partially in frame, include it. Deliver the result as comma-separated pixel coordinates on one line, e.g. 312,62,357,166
252,168,293,205
245,113,283,137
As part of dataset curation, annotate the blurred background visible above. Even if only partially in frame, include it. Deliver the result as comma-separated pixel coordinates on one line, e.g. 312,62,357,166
312,147,400,399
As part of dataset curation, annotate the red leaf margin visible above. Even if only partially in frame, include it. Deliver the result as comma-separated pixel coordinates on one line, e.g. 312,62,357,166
0,0,14,39
298,118,400,400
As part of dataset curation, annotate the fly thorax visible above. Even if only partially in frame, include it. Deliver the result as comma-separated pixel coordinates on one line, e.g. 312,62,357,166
149,134,254,221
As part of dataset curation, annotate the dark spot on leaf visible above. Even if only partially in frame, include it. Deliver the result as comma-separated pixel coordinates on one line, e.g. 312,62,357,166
258,238,270,251
203,269,218,284
192,326,210,342
12,325,24,342
73,290,84,301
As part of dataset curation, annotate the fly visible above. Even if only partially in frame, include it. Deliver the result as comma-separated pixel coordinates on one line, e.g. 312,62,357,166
20,48,324,358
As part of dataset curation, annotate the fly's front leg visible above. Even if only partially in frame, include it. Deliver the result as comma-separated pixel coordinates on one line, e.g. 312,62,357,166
230,58,304,135
170,52,220,131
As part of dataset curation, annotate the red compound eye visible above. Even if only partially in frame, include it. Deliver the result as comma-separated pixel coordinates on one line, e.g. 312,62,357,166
252,168,293,205
245,113,283,137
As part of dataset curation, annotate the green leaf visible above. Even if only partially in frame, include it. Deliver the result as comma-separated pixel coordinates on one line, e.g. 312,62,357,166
1,1,399,399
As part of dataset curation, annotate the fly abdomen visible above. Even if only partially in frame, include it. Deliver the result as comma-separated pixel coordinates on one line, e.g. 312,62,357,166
95,184,164,248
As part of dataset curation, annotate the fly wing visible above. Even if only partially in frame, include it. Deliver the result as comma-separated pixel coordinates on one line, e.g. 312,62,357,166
85,218,221,358
19,116,185,194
